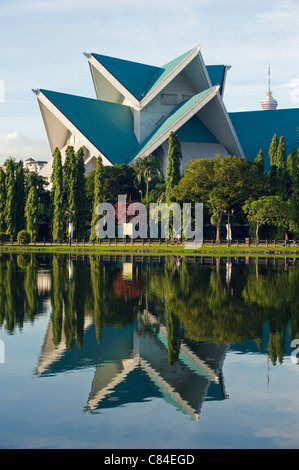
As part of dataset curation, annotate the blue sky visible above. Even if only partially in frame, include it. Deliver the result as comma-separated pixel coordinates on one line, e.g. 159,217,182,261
0,0,299,164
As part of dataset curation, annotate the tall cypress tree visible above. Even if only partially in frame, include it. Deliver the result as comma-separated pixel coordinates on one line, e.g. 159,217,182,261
4,158,17,238
25,185,38,241
15,160,25,233
166,132,182,203
90,155,104,241
270,136,289,199
269,133,279,167
64,145,77,235
51,147,65,241
287,149,299,232
0,168,6,233
276,136,287,170
74,147,86,239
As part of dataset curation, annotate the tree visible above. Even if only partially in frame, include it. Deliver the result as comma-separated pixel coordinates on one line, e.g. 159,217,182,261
255,149,265,174
25,185,38,241
4,158,17,238
15,160,25,233
269,136,290,199
64,145,77,222
0,168,6,233
90,155,104,241
172,155,265,242
165,132,182,203
74,147,86,239
276,136,287,170
269,133,279,167
51,148,65,241
135,155,163,206
243,195,289,241
286,149,299,236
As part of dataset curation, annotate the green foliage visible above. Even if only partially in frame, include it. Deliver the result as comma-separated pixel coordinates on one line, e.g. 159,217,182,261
269,135,290,199
166,132,182,203
4,158,17,237
90,156,104,241
74,147,86,239
255,149,265,174
51,147,65,241
25,186,38,241
0,168,6,233
243,195,289,240
63,146,86,239
172,155,265,241
17,230,31,245
269,133,279,167
134,155,163,205
15,161,25,233
64,145,77,219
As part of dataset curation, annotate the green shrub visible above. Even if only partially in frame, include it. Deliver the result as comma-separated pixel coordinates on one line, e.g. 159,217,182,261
17,230,31,246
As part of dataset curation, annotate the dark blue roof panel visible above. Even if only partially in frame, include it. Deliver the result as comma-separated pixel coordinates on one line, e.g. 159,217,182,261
229,108,299,170
206,65,226,95
40,89,139,164
91,53,163,100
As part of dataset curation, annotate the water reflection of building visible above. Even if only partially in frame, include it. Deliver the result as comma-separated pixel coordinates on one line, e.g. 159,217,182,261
113,262,143,299
36,270,51,294
36,312,229,421
36,313,94,375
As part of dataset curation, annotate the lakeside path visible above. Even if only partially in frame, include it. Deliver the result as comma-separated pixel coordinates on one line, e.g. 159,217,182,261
1,240,299,257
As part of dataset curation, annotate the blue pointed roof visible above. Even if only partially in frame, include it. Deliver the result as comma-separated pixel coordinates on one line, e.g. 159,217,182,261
40,89,139,164
91,48,196,101
91,53,162,100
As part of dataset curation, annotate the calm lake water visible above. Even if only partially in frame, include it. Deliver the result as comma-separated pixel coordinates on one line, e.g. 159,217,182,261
1,252,299,449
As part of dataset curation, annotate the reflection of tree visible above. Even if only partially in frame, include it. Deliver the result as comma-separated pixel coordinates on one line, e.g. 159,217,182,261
268,332,284,365
148,258,299,366
50,256,91,349
64,267,76,350
50,256,65,346
24,255,38,322
2,253,299,369
90,255,104,343
0,254,41,332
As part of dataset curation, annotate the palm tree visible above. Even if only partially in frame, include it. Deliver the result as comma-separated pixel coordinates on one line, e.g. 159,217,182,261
134,155,163,206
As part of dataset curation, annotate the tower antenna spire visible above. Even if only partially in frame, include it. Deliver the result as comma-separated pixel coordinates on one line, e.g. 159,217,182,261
261,63,278,110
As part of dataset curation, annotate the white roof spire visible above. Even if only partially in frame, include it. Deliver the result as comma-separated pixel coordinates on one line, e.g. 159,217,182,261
261,63,278,110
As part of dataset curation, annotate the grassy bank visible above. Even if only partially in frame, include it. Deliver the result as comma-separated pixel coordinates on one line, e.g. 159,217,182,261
1,240,299,257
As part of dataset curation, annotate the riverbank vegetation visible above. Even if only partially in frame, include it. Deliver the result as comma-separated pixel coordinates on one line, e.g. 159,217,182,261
0,131,298,245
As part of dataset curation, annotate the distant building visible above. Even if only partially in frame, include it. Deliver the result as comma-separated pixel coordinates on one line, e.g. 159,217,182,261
261,64,278,111
23,158,48,173
33,45,299,178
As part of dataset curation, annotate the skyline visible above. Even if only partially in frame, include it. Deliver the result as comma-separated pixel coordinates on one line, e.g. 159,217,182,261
0,0,299,164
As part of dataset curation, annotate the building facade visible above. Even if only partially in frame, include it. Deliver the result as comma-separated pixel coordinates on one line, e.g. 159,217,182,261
34,46,299,179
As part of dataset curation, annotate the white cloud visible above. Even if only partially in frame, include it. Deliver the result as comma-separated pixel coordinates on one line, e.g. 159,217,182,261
279,77,299,104
0,132,51,165
257,0,299,25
